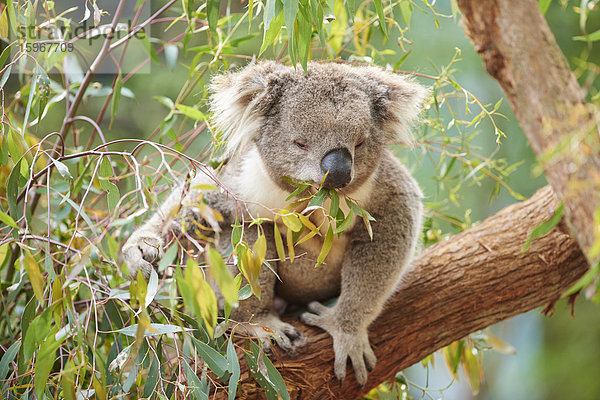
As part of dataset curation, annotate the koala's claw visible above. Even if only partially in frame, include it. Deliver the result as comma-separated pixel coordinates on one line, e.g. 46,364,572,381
301,301,377,387
122,232,164,278
251,314,306,355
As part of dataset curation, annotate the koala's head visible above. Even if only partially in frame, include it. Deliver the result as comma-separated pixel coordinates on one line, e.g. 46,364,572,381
211,61,427,191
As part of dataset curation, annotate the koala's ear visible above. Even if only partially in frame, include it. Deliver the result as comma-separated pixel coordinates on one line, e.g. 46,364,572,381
210,61,288,156
364,69,428,145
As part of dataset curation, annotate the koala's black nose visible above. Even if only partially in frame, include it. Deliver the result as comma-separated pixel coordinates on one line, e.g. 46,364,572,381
321,148,352,189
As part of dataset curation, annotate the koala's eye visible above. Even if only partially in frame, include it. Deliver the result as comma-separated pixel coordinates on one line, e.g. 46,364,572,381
356,139,366,149
294,141,309,151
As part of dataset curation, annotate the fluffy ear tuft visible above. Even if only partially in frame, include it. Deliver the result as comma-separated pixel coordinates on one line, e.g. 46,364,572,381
365,69,428,145
210,61,288,156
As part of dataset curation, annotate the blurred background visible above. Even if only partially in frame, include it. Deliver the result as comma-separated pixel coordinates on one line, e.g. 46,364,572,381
2,0,599,398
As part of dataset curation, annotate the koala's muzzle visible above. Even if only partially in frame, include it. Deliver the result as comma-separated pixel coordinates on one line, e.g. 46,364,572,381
321,148,352,189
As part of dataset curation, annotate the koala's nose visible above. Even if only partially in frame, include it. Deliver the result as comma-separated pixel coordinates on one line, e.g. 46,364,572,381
321,148,352,189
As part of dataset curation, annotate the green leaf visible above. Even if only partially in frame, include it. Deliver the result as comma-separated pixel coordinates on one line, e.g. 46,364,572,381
283,0,298,30
182,358,209,400
281,212,302,232
538,0,552,14
115,323,190,337
5,0,16,37
0,211,18,229
0,341,20,381
485,332,516,355
263,351,290,400
110,72,123,128
208,247,238,307
344,0,356,23
158,243,178,271
61,359,76,400
207,0,221,34
273,223,286,261
141,33,160,63
263,0,278,31
523,203,564,252
327,0,347,54
283,0,299,58
52,158,73,181
135,0,149,9
0,132,7,165
185,258,218,337
260,10,285,55
227,339,240,400
573,29,600,42
0,65,11,89
231,220,242,247
329,190,339,219
99,157,120,212
7,127,26,162
238,283,252,300
245,342,279,399
316,225,333,267
399,0,412,27
34,329,62,400
7,159,23,221
154,95,175,110
99,157,112,191
373,0,387,37
285,181,309,201
165,44,179,71
24,250,45,303
142,352,160,397
23,307,53,361
307,188,328,209
22,66,39,135
144,268,159,308
190,336,229,378
176,104,205,120
462,346,481,395
334,208,354,234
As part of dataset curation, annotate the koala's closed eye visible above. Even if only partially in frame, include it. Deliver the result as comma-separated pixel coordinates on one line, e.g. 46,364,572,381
294,140,309,151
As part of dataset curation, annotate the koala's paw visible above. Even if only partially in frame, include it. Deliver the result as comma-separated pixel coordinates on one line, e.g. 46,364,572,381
250,313,306,355
122,231,164,278
300,301,376,387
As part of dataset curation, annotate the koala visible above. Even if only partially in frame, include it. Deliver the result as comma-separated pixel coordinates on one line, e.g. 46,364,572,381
122,61,427,387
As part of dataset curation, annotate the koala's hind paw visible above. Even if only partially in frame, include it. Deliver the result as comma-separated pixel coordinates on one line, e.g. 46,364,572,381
249,313,306,354
122,232,164,279
301,301,376,387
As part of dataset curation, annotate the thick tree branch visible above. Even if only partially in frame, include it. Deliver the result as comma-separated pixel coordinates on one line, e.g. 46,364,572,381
456,0,600,264
231,186,588,398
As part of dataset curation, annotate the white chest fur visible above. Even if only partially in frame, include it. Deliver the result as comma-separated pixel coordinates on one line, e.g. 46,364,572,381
230,146,291,218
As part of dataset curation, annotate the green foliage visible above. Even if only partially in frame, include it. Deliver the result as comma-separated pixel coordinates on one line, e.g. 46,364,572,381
1,0,598,398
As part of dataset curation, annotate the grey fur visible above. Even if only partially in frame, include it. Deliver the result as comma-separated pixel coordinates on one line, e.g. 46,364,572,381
122,61,427,386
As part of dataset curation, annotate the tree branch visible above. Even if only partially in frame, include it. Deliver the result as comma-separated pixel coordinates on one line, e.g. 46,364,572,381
230,186,588,398
456,0,600,264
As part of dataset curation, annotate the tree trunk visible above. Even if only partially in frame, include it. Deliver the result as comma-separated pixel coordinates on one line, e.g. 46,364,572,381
231,186,588,399
456,0,600,264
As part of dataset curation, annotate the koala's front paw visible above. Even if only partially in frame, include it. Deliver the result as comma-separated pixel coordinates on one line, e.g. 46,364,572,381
249,313,306,354
300,301,376,387
122,231,164,278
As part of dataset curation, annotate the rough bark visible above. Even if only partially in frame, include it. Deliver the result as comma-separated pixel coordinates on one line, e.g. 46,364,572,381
456,0,600,264
231,186,588,399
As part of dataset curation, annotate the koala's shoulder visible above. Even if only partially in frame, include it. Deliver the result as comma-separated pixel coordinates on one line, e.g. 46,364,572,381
375,150,423,200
